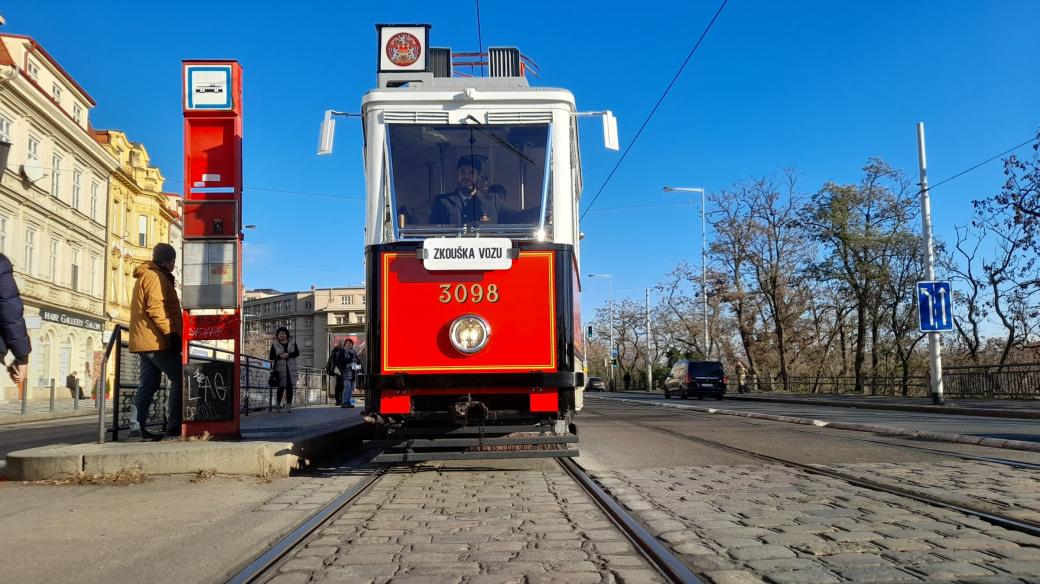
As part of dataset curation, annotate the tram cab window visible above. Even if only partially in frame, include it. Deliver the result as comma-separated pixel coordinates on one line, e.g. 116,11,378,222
387,124,550,236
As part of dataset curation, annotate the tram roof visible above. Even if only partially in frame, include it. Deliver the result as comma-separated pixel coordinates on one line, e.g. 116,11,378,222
362,82,577,110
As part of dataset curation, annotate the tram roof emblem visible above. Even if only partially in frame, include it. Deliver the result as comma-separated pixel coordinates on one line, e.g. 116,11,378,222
378,24,430,73
386,32,422,67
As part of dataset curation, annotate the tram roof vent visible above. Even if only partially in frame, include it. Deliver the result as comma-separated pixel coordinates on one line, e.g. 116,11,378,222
488,47,521,78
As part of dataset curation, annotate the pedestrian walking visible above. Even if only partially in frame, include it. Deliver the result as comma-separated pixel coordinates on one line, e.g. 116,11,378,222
0,253,31,385
269,327,299,412
623,371,631,391
736,363,748,394
66,371,86,399
129,243,183,441
327,339,345,405
335,338,361,408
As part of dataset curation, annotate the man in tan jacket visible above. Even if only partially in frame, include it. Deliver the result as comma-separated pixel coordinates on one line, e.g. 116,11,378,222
129,243,183,440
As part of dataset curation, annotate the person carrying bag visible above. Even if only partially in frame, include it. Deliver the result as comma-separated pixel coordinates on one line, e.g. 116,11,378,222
268,327,299,412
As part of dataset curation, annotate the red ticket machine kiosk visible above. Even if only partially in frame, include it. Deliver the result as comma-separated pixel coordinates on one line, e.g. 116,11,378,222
180,60,243,439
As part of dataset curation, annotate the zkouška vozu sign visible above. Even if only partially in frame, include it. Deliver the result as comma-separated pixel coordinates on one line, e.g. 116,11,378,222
183,361,234,422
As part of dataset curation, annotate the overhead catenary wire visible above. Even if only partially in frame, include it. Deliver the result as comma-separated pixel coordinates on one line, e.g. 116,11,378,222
924,135,1039,194
585,133,1037,218
579,0,730,220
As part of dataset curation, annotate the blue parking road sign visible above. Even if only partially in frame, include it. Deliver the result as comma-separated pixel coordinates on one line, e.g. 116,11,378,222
917,281,953,332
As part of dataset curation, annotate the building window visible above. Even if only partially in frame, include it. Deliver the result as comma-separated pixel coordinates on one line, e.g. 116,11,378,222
357,314,366,324
0,216,7,254
70,249,80,290
0,114,11,141
27,136,40,162
48,239,58,282
138,215,147,247
52,83,63,103
51,153,62,197
339,296,349,305
27,61,40,80
24,228,35,274
72,104,82,124
72,169,82,210
90,182,99,219
89,256,98,296
335,315,347,325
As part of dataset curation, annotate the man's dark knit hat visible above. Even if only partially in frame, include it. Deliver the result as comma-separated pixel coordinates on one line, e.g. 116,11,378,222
152,243,177,263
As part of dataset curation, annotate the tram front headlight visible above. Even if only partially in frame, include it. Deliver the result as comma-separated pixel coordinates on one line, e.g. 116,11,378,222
449,314,490,354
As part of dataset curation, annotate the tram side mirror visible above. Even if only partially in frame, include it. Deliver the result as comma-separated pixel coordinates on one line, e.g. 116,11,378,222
317,109,336,156
602,111,619,151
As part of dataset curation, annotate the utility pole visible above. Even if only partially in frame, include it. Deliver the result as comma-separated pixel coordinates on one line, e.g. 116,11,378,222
645,288,653,391
700,187,708,357
588,274,614,391
917,122,944,405
663,186,709,357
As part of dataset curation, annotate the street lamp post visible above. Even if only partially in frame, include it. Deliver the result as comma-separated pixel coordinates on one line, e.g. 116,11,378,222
588,273,614,391
663,186,709,356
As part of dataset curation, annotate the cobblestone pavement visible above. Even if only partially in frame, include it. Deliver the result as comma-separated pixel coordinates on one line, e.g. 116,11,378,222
263,462,667,584
830,461,1040,524
592,465,1040,584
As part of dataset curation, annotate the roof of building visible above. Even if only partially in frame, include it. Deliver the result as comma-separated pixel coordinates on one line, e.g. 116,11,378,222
0,33,97,106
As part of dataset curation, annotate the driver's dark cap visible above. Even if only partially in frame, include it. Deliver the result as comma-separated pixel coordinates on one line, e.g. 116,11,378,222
457,155,484,171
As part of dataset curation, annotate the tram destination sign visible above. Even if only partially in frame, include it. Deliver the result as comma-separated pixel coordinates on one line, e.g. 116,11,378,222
423,238,513,271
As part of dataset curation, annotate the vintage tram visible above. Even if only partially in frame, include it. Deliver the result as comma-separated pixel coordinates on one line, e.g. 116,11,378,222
319,25,617,460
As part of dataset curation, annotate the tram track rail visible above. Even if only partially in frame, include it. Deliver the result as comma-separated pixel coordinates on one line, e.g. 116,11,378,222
557,456,704,584
584,408,1040,539
225,464,390,584
226,455,705,584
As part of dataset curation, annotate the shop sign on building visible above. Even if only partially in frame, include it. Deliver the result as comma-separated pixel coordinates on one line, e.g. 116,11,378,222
39,306,104,332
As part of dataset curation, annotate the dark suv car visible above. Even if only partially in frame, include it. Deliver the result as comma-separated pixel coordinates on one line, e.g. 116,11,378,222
663,360,726,400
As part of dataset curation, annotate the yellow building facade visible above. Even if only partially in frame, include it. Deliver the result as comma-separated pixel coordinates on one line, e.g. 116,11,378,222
92,130,181,328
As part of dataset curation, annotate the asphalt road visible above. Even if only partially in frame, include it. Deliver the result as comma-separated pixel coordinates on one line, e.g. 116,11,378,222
599,391,1040,443
0,417,97,469
575,397,976,471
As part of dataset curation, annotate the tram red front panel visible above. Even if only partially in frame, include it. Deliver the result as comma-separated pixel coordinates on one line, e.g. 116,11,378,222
380,251,557,374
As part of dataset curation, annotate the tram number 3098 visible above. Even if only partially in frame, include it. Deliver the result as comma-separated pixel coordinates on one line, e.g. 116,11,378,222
438,283,500,304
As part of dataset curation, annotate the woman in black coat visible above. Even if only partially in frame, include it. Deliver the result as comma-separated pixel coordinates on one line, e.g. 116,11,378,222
0,253,31,383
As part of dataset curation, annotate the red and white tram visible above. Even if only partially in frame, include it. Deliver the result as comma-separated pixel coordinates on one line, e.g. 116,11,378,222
319,25,617,460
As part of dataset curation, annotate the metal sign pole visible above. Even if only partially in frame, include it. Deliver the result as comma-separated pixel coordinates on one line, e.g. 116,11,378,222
917,122,944,405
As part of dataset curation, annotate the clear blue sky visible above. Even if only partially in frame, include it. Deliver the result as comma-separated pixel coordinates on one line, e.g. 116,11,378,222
8,1,1039,312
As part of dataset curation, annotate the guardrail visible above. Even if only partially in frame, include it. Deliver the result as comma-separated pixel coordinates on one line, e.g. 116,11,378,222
944,363,1040,399
100,336,330,442
747,375,931,397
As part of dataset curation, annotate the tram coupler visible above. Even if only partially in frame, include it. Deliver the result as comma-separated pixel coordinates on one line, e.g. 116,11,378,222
453,395,489,426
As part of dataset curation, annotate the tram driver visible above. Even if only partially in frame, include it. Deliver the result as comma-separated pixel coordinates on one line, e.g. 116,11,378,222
429,155,537,227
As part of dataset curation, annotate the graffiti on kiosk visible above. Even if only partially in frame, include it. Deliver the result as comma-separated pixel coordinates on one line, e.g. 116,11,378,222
184,361,234,422
189,324,227,339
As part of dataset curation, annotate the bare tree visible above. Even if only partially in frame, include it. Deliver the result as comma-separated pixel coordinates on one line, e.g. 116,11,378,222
804,159,916,393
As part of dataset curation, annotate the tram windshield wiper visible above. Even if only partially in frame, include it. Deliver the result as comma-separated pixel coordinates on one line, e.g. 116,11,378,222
463,115,537,166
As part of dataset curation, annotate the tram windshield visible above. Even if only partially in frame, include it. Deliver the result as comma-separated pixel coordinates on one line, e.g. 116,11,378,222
387,123,550,236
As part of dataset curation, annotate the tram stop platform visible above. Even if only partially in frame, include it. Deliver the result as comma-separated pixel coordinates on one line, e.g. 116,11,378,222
5,405,369,481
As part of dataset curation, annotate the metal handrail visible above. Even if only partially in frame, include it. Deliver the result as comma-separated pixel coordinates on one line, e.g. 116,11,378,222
96,324,125,444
